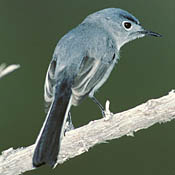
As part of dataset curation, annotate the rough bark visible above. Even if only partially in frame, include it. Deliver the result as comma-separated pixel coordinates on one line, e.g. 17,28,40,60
0,90,175,175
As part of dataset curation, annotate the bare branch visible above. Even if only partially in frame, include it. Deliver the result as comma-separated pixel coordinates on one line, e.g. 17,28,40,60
0,90,175,175
0,64,20,79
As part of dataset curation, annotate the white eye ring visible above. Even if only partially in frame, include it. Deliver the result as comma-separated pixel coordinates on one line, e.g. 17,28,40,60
122,21,132,31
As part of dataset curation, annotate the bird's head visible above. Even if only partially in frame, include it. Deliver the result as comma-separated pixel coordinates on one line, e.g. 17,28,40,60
85,8,161,50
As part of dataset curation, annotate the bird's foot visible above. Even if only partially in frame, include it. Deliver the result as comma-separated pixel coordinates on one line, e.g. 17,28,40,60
64,112,74,136
103,100,113,121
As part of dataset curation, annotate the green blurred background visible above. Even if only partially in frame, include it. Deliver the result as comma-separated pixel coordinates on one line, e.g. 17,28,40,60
0,0,174,174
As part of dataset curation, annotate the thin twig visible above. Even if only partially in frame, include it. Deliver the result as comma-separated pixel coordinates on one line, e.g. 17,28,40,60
0,64,20,79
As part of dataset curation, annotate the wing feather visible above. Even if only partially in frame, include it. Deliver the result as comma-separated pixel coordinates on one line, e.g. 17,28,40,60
44,60,56,112
72,55,112,105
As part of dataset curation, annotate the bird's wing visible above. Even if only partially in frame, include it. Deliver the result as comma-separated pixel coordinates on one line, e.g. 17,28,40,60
44,59,56,112
72,54,115,105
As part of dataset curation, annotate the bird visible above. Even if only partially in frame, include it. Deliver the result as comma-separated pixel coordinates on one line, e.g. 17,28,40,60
33,8,161,168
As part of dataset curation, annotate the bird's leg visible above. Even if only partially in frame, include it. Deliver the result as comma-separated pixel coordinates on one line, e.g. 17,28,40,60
64,112,74,135
91,96,106,117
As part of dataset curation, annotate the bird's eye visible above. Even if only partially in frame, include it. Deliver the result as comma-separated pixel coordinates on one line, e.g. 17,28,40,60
122,21,132,30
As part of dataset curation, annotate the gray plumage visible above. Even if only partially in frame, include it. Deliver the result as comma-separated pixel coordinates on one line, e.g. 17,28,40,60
33,8,161,167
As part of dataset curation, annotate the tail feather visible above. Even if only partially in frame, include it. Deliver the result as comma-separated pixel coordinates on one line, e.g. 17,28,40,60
33,80,72,167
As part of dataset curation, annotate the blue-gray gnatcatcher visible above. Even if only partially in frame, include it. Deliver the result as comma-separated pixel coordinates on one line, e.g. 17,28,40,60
33,8,161,167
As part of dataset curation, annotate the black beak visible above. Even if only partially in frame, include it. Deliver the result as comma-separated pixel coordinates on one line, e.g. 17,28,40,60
139,30,162,37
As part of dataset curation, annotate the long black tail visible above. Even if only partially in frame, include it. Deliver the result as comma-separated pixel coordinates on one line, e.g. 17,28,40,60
33,81,72,167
